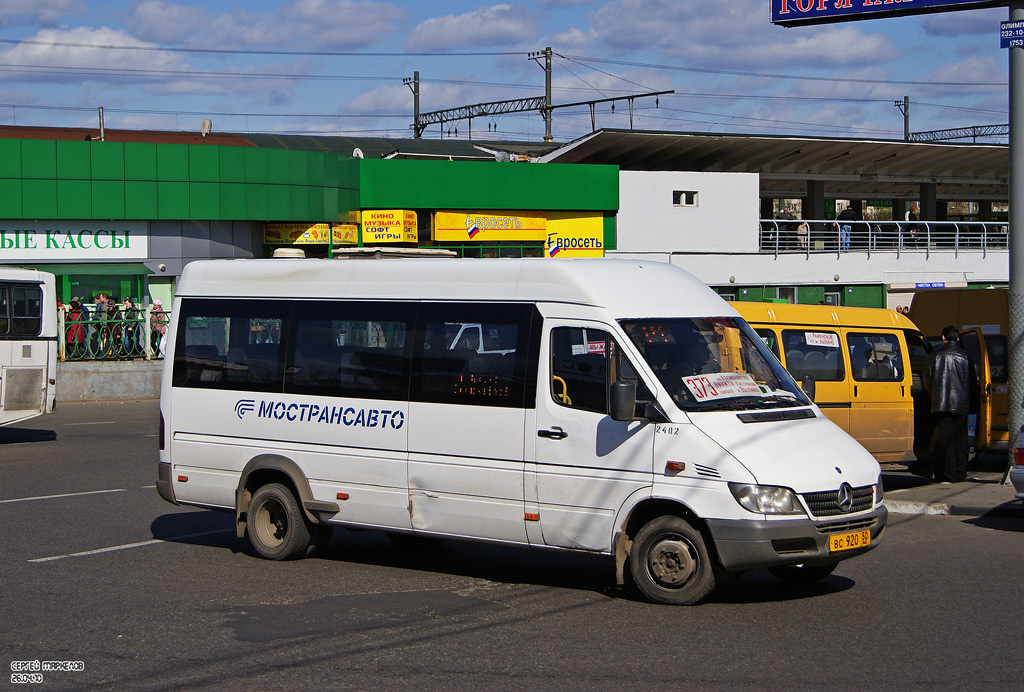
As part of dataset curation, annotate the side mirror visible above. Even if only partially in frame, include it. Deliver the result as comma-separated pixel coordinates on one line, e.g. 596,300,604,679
610,381,638,421
800,373,816,402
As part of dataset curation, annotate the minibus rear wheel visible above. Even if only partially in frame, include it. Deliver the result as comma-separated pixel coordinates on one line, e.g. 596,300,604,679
248,483,313,560
629,516,716,605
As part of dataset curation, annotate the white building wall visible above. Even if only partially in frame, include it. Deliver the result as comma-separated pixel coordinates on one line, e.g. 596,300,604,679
617,171,760,252
614,169,1008,292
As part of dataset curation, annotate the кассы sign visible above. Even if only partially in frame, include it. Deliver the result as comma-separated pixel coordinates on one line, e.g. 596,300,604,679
0,221,149,261
770,1,1006,28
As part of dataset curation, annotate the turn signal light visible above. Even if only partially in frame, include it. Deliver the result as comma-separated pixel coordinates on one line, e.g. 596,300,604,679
177,475,188,482
666,461,685,472
336,492,349,500
525,512,540,522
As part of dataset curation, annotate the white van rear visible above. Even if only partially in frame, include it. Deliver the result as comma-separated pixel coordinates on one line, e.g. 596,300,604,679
157,258,885,605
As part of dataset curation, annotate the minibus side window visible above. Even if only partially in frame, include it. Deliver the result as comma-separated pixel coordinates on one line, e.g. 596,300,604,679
550,327,651,414
285,301,413,401
781,329,844,382
754,328,779,359
172,298,289,392
411,303,539,408
848,332,903,382
11,286,41,336
985,335,1008,383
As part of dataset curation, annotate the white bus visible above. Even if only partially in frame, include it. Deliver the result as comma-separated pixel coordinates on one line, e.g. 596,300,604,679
158,258,886,605
0,267,57,426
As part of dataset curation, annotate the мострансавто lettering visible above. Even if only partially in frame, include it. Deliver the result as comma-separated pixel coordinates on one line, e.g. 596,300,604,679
255,400,405,429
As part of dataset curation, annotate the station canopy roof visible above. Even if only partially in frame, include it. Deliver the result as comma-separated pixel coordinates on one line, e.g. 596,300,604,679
243,133,560,162
538,129,1009,202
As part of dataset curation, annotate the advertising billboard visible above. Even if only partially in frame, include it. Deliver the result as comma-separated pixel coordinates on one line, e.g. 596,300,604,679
770,0,1006,28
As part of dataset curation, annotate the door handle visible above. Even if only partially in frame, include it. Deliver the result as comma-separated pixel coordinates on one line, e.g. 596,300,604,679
538,426,568,440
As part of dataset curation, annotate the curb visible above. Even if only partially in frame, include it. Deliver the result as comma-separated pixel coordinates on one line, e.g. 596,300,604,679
883,499,951,516
883,498,1024,518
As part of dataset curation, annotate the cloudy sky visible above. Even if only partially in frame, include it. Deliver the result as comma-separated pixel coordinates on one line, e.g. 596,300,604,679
0,0,1010,143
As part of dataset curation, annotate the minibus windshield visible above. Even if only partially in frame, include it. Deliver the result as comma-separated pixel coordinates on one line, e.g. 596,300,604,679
620,317,809,412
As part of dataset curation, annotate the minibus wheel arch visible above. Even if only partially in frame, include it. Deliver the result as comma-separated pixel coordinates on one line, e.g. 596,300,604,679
614,499,714,588
235,455,326,538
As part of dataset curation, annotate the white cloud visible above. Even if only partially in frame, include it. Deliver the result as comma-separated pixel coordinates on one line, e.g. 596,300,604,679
0,26,188,83
404,4,537,51
919,7,1004,37
585,0,896,69
128,0,407,50
0,0,83,26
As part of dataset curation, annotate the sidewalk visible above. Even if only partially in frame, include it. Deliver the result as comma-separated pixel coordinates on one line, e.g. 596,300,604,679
881,454,1024,518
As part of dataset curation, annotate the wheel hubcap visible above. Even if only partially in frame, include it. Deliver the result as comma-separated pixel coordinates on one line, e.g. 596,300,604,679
648,537,697,587
255,500,287,547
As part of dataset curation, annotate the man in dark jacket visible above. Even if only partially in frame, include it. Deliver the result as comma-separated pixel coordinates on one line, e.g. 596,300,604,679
922,325,972,482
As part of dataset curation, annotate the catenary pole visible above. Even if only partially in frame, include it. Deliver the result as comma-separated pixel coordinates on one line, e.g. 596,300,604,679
1008,2,1024,482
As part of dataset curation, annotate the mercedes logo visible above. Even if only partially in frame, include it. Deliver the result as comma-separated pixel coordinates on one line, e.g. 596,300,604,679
837,483,854,513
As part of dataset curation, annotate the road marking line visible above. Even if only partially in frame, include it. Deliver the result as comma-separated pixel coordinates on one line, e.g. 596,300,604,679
28,529,233,563
0,489,126,504
66,421,116,426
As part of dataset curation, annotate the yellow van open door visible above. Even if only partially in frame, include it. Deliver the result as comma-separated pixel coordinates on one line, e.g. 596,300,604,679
959,328,992,452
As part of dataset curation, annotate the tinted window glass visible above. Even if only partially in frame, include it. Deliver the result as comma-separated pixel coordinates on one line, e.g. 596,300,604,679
172,298,288,392
551,327,611,413
11,286,41,336
985,335,1007,383
848,332,903,382
754,327,779,358
781,329,844,382
285,302,412,401
411,303,539,408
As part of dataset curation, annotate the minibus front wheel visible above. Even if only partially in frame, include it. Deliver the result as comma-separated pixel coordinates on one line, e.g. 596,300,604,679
629,516,717,605
248,482,317,560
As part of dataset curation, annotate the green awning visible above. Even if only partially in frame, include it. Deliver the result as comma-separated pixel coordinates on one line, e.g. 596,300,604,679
15,263,154,276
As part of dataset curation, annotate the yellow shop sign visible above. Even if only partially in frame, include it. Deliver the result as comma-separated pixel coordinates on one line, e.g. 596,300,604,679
434,211,547,242
362,210,418,244
264,223,332,245
333,224,358,246
545,213,605,258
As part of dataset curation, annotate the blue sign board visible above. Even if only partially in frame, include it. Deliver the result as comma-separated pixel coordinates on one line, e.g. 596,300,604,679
1001,20,1024,48
915,281,947,288
771,1,1006,28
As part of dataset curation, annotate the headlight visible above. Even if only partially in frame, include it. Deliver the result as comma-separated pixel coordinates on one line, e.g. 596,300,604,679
875,475,884,503
729,483,806,515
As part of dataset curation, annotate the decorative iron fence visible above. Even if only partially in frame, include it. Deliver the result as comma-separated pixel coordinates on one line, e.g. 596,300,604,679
59,305,170,361
759,219,1008,258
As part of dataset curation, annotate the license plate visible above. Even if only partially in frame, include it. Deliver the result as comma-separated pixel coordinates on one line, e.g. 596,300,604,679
828,529,871,553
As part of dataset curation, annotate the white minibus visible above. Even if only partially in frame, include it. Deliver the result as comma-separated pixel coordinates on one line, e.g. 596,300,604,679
157,258,886,605
0,267,57,426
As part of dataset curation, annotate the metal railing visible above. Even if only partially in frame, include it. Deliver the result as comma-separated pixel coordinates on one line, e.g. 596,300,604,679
759,219,1008,259
59,306,170,362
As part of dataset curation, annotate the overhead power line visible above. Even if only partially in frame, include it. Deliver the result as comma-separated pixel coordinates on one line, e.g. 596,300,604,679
0,37,525,58
562,54,1008,88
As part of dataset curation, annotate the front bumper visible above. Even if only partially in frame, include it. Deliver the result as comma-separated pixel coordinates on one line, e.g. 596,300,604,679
706,505,887,572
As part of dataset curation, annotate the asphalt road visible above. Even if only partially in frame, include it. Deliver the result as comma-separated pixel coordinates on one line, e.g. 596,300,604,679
2,400,1022,692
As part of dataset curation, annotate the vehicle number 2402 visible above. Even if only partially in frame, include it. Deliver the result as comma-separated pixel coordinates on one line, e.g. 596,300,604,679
656,425,680,435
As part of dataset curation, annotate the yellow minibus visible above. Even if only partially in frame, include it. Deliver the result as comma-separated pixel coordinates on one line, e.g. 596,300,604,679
734,302,929,464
